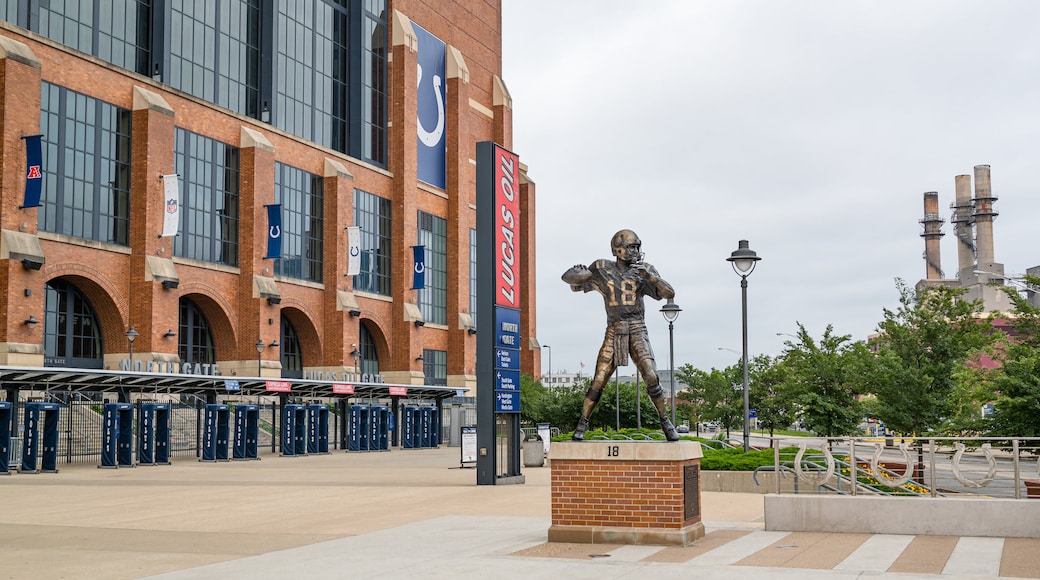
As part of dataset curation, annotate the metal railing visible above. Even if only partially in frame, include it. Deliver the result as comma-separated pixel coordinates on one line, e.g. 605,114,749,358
763,436,1040,500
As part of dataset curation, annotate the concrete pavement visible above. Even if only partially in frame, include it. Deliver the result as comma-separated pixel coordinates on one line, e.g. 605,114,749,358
0,446,1037,579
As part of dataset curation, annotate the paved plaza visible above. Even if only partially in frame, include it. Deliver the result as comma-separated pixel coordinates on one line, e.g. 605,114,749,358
0,446,1038,579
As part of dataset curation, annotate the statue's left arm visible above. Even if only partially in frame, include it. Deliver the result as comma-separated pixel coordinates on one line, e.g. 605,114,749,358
639,264,675,301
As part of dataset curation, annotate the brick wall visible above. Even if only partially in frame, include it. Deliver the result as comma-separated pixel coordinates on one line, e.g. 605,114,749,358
551,457,700,529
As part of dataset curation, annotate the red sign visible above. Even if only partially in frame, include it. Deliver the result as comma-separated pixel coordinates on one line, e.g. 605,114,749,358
265,380,291,393
333,383,355,395
494,145,520,308
388,386,408,396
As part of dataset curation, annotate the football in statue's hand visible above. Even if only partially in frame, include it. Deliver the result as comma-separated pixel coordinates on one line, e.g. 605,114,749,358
562,264,592,285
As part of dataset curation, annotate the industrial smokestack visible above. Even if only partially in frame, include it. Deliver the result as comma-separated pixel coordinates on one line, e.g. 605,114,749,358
951,174,974,282
973,164,997,267
920,191,944,280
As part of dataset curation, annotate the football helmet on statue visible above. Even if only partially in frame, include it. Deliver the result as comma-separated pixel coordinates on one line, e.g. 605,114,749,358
610,229,642,262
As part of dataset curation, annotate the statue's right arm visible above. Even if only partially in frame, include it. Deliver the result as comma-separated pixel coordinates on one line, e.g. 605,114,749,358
562,264,593,291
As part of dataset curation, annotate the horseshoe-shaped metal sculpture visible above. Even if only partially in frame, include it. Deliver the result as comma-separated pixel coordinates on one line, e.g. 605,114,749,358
951,442,997,488
868,441,915,487
793,442,835,486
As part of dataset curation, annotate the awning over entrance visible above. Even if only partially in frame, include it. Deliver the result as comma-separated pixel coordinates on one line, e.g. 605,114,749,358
0,366,464,400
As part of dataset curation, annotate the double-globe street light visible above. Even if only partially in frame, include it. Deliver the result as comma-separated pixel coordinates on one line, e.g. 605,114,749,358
660,299,682,427
727,240,761,453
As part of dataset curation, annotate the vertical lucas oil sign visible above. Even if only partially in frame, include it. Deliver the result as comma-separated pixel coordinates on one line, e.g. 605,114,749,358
476,141,522,484
477,142,521,414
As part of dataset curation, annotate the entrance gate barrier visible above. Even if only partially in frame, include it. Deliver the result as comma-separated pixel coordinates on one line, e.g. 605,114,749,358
101,402,135,468
307,404,329,454
369,406,389,451
201,404,231,462
402,406,438,449
282,404,307,456
138,402,172,465
0,402,11,474
234,404,260,460
20,402,60,473
348,405,369,451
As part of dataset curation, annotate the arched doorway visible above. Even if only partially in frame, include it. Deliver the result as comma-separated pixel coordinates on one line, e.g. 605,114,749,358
43,279,103,368
178,297,216,366
280,316,303,378
359,322,380,377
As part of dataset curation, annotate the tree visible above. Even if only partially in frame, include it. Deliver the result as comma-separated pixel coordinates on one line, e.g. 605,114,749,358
781,322,870,437
872,279,996,435
587,380,662,432
677,363,742,436
747,354,796,436
985,274,1040,437
522,380,585,430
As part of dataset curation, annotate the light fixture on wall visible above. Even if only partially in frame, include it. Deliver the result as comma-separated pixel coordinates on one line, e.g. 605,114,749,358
414,320,425,327
24,315,38,326
161,279,179,290
415,355,424,362
163,329,176,338
21,258,43,271
267,297,281,305
349,309,361,317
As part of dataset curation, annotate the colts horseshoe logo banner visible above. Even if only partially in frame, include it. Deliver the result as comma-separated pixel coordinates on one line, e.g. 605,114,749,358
413,23,446,190
21,134,44,209
346,226,362,276
265,204,282,259
412,245,426,290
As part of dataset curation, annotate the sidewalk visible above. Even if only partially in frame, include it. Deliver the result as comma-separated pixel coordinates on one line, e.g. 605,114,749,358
0,446,1036,579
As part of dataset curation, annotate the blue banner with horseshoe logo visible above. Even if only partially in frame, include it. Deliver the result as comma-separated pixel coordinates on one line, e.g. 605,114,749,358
414,23,446,189
412,245,426,289
265,204,281,259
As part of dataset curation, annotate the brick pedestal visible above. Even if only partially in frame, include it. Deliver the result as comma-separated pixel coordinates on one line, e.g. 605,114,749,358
548,440,704,546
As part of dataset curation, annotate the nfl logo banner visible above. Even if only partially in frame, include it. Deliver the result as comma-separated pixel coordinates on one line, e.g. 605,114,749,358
347,226,362,276
21,134,44,209
412,245,426,290
265,204,282,259
160,174,180,237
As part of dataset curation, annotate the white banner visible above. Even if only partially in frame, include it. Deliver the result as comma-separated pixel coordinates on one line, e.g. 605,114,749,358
160,174,180,237
346,226,362,276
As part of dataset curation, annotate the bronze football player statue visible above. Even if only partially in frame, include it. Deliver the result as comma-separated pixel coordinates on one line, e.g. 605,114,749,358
562,229,679,441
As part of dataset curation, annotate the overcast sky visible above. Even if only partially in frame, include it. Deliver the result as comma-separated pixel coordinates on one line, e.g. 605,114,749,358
500,1,1040,377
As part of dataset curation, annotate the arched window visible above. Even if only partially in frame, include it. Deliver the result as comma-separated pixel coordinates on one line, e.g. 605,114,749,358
359,323,380,377
178,298,215,365
44,280,103,368
280,317,302,378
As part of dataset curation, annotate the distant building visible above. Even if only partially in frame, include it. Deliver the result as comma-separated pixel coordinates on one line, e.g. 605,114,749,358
916,165,1039,310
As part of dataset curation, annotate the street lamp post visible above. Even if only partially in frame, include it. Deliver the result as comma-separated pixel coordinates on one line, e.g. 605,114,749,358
350,345,361,379
727,240,761,453
255,339,265,377
660,299,681,427
542,344,551,386
126,326,139,370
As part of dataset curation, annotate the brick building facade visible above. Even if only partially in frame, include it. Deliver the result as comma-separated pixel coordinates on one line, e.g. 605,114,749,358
0,0,538,397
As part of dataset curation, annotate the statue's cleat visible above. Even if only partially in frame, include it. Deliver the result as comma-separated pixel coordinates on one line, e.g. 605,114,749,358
572,416,589,441
660,417,680,441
